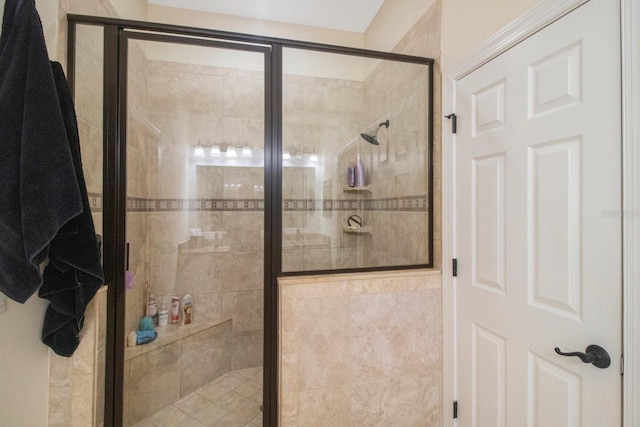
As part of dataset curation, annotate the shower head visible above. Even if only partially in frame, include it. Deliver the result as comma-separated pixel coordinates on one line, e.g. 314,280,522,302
360,120,390,145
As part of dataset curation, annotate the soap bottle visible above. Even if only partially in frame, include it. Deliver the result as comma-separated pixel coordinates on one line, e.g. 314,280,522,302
347,166,355,187
354,154,365,187
181,294,193,325
158,302,168,327
147,294,158,327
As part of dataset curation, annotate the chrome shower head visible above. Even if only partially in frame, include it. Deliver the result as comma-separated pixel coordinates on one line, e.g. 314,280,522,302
360,119,389,145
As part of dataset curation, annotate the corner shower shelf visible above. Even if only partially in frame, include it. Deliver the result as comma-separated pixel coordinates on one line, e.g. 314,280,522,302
342,225,372,234
343,185,371,192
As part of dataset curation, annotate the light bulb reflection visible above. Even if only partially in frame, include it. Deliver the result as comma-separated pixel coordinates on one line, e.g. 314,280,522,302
193,145,205,157
226,146,238,158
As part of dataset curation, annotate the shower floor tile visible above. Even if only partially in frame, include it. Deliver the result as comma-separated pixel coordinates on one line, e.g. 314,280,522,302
133,368,263,427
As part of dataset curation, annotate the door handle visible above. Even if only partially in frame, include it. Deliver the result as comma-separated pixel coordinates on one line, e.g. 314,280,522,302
554,345,611,369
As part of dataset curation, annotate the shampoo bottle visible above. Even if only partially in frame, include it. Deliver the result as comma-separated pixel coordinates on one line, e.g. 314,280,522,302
147,294,158,327
158,302,168,327
170,296,180,324
354,154,365,187
347,166,355,187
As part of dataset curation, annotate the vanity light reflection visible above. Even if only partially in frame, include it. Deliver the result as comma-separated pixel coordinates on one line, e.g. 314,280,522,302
191,145,319,167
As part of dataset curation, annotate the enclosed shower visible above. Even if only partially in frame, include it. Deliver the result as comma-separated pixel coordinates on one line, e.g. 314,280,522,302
68,14,433,426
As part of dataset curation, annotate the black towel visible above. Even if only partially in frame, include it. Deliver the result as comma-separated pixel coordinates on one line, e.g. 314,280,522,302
0,0,82,303
0,0,104,357
39,62,105,357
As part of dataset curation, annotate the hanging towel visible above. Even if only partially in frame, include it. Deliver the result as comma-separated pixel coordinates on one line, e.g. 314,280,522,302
0,0,82,302
39,62,105,357
0,0,104,356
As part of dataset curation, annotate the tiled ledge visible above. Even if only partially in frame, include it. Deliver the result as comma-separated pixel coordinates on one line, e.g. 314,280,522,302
278,268,441,288
124,317,231,361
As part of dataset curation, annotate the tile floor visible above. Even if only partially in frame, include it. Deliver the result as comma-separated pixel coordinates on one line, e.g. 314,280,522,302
132,367,263,427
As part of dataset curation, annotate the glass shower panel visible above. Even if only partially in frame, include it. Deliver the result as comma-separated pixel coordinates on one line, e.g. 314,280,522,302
123,37,265,426
282,48,432,272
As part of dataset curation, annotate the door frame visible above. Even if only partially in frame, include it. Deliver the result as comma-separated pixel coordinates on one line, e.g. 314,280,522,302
441,0,640,425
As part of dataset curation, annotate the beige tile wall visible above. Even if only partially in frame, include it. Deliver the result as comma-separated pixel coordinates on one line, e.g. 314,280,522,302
279,270,442,426
49,287,108,427
393,2,442,269
282,74,366,271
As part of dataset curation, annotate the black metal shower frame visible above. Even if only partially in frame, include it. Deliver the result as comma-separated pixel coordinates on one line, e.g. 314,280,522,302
66,14,434,427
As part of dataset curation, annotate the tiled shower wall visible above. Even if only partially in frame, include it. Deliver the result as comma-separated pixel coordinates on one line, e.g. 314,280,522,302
282,32,438,271
363,58,431,267
144,61,265,370
341,2,440,270
282,74,366,271
396,2,442,269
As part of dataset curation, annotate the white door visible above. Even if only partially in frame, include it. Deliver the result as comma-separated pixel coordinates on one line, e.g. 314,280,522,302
454,0,622,426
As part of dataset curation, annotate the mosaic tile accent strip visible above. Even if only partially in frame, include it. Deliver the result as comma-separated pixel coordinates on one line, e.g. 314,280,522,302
363,195,428,211
284,199,362,211
152,198,265,212
87,195,427,213
128,197,149,212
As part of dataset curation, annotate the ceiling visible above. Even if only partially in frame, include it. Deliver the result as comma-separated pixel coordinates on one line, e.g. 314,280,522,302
146,0,386,33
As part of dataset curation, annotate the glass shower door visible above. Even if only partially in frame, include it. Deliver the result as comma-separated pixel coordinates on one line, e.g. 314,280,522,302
122,33,267,427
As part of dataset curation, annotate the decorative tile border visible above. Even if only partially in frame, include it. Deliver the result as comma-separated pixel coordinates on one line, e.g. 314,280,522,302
87,195,427,213
128,197,148,212
363,195,428,211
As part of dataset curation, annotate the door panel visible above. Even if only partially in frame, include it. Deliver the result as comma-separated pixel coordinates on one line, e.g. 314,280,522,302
528,137,582,319
473,153,506,295
455,0,622,425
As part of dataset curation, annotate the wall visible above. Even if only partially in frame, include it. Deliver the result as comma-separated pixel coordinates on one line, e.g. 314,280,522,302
364,0,436,51
279,270,442,426
441,0,541,67
108,0,146,20
147,4,364,48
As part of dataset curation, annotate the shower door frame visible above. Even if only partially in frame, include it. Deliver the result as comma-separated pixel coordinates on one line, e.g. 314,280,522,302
67,14,435,427
118,29,274,427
